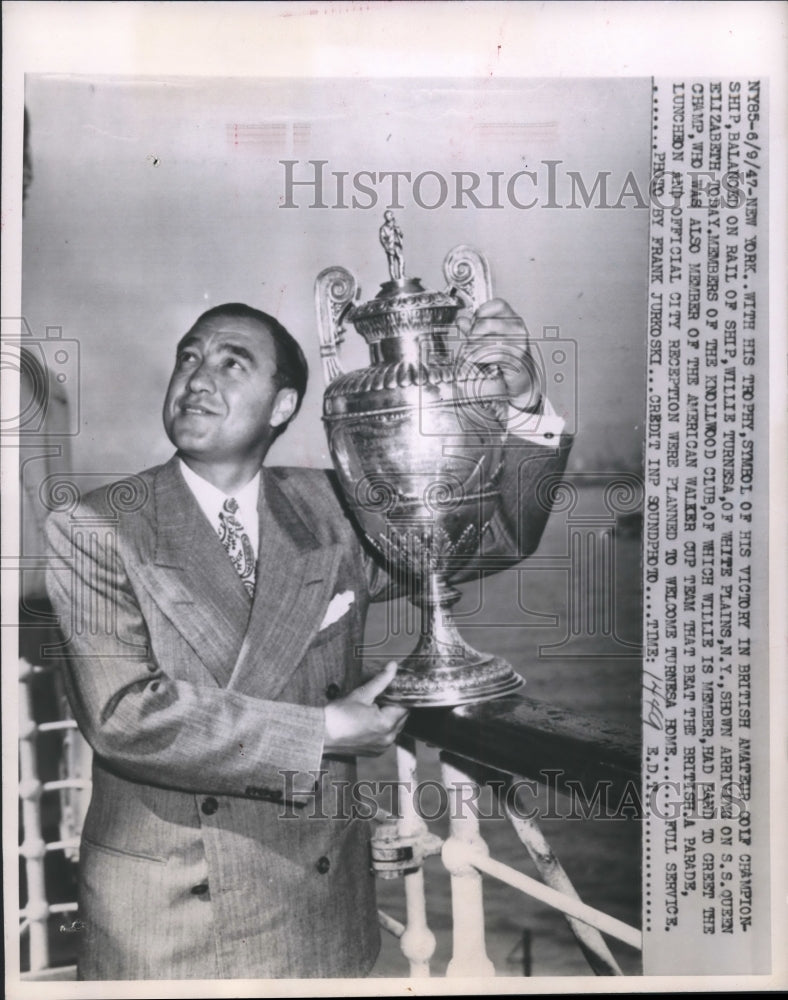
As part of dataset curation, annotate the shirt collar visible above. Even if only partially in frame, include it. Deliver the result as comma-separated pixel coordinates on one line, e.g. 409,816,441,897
178,459,260,555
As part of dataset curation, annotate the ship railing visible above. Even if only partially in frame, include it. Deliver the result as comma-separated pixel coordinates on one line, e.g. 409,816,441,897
372,694,642,977
18,656,91,979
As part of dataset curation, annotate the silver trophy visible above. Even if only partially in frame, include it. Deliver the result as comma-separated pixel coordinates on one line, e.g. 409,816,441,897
315,216,524,707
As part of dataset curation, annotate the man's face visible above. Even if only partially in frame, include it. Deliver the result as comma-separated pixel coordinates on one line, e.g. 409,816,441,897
162,314,296,471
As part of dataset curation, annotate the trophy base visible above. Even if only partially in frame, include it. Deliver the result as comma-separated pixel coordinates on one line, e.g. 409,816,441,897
378,650,525,708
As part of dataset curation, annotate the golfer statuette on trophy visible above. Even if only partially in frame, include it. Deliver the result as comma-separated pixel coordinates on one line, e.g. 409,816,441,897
315,215,526,707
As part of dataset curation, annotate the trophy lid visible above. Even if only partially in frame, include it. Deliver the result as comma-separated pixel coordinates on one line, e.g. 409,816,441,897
347,214,461,345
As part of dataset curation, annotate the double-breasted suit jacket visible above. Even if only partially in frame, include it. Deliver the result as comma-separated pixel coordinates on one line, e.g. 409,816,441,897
45,431,572,980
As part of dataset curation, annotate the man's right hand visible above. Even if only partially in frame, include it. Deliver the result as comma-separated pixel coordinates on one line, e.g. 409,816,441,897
323,661,408,757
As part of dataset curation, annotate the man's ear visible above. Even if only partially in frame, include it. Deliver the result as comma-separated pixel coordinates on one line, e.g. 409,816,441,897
270,387,298,428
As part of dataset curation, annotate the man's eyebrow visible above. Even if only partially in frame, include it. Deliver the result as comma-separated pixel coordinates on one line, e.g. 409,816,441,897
175,334,200,354
174,336,257,365
217,342,256,364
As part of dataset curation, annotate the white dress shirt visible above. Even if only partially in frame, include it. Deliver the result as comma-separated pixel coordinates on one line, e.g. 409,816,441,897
507,393,566,447
178,460,260,560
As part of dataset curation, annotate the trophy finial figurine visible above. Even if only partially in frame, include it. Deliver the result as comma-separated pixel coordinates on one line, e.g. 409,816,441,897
379,210,405,281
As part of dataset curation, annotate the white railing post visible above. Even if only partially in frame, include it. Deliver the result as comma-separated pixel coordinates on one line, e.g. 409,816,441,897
440,757,495,978
18,658,50,972
395,738,436,977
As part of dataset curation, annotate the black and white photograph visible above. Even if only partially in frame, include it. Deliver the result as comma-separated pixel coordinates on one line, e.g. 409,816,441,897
3,3,785,996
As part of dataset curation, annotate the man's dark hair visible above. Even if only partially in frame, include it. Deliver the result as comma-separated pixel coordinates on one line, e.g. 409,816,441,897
191,303,309,423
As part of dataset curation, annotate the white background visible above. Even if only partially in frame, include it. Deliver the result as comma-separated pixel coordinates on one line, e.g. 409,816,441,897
3,3,786,997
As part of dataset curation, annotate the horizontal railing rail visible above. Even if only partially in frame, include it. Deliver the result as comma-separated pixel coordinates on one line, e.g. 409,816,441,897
403,693,640,801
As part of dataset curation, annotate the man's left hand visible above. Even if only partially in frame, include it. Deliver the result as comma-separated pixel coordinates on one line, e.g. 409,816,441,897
457,298,539,407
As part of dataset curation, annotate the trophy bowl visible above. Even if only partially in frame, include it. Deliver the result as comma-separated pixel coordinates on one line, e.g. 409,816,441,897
315,217,525,707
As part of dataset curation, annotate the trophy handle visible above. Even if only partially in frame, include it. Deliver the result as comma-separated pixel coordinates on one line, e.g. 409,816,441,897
315,266,357,386
443,245,493,312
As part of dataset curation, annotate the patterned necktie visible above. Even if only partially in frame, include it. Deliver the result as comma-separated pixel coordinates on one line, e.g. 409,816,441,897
217,497,256,597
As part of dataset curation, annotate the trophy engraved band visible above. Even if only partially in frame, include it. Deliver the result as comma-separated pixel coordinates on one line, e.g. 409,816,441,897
315,215,525,707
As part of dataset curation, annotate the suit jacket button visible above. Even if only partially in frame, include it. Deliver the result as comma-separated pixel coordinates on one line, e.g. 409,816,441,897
190,882,209,896
201,797,219,816
325,683,341,701
316,856,331,874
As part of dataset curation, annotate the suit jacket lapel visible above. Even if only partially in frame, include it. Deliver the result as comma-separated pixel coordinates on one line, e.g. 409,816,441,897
146,457,252,687
227,468,343,701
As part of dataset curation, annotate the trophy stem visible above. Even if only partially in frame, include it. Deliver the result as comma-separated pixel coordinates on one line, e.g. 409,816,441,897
379,570,525,708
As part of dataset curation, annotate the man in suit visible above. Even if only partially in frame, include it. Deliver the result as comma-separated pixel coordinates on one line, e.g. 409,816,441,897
45,300,571,980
